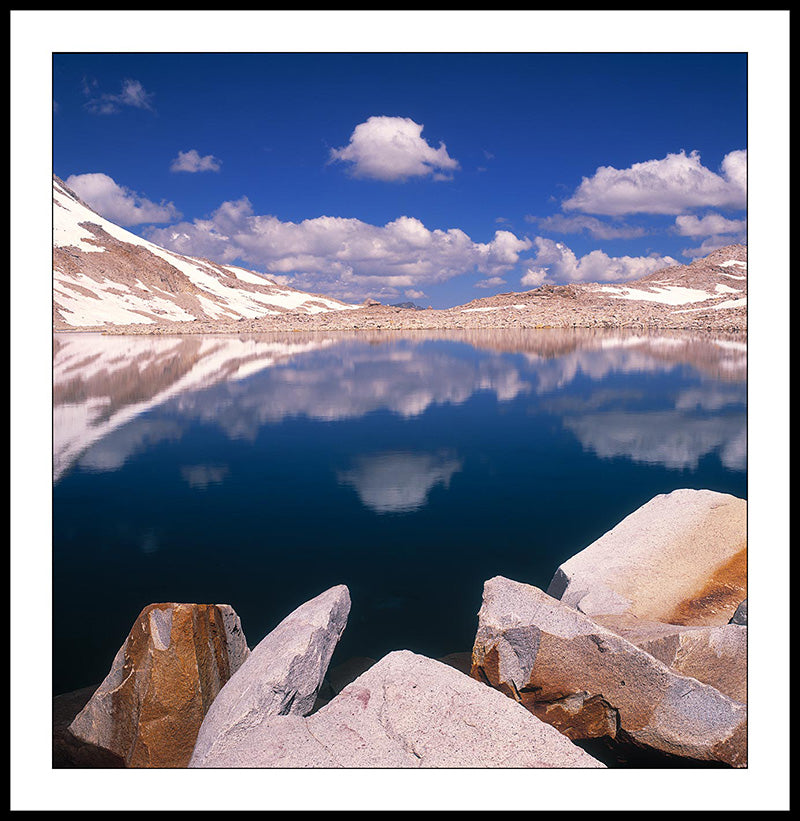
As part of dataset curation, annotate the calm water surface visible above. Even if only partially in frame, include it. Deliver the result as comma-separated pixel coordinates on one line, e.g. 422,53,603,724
52,329,746,695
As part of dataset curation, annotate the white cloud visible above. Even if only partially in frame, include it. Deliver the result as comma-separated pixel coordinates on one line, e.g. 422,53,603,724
562,149,747,216
65,172,181,226
170,149,222,173
404,289,426,300
674,212,747,238
83,77,155,114
329,116,460,182
532,213,646,240
521,267,548,288
117,79,153,109
564,410,746,471
526,237,678,285
147,202,531,301
681,236,741,259
675,211,747,259
475,276,506,289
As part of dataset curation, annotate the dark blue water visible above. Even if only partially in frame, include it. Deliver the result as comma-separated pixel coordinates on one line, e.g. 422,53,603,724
52,329,746,695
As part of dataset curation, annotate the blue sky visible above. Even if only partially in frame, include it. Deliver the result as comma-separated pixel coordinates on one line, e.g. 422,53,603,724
53,51,747,307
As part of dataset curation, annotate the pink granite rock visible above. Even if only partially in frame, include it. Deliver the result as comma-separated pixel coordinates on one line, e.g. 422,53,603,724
191,650,604,768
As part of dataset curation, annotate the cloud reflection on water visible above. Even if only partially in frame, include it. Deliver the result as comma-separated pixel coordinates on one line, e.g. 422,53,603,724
53,328,746,483
338,450,463,514
563,410,746,471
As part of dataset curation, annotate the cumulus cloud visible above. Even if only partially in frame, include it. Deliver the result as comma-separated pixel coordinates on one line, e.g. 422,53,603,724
83,77,155,115
65,172,181,226
531,213,646,240
562,149,747,215
675,211,747,259
147,202,531,302
329,116,460,182
674,212,747,238
170,149,222,173
681,236,742,259
524,237,678,286
475,276,507,289
521,267,548,289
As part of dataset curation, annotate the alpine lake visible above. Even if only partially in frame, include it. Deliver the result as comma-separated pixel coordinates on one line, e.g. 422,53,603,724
53,327,747,730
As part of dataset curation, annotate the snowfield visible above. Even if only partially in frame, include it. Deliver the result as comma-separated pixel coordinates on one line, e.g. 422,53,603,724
53,177,358,327
597,285,719,306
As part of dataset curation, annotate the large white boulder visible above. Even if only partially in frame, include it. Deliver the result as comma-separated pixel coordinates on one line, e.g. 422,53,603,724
547,489,746,626
191,650,604,768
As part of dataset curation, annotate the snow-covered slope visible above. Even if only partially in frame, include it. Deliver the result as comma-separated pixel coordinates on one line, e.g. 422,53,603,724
453,243,746,327
52,175,358,328
592,245,747,312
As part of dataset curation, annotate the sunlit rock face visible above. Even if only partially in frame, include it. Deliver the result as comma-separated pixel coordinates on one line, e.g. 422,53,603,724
191,650,606,769
471,576,747,767
547,488,747,627
190,585,350,768
596,618,747,703
67,603,249,768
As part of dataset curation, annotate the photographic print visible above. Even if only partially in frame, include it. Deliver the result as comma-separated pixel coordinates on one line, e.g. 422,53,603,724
10,9,790,813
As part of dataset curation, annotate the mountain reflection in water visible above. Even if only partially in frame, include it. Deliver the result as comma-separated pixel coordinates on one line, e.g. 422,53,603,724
52,329,746,695
53,328,745,483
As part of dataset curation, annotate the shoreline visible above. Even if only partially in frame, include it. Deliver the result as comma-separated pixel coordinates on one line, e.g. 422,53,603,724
54,301,747,336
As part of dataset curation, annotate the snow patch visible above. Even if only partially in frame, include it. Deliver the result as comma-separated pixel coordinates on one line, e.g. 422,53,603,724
460,304,526,314
54,270,197,326
711,297,748,310
673,296,747,314
598,285,716,306
53,178,359,325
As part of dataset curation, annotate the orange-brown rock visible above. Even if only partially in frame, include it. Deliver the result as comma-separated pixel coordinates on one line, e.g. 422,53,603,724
594,615,747,703
471,577,747,767
68,603,249,768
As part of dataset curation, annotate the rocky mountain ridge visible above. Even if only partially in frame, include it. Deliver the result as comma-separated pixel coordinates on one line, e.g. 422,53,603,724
53,173,746,333
99,244,748,335
53,175,358,329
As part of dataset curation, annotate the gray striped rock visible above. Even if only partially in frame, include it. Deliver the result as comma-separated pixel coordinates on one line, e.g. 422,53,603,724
191,650,604,768
547,489,747,626
190,585,350,767
730,599,748,625
471,576,747,767
595,616,747,703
